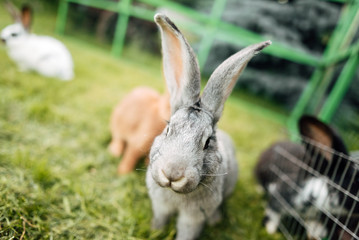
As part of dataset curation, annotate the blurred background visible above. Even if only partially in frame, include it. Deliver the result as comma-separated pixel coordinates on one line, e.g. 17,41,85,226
0,0,358,239
60,0,359,148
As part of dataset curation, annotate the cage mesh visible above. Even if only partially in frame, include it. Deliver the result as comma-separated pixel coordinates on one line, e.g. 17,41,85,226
267,135,359,240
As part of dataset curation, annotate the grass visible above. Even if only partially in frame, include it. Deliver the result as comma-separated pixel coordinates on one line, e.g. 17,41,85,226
0,3,287,240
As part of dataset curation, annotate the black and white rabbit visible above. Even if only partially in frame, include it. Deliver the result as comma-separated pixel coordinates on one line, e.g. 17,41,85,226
1,1,74,80
255,115,359,239
146,13,271,240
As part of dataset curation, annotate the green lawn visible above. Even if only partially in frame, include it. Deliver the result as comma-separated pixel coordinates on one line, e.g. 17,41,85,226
0,3,287,239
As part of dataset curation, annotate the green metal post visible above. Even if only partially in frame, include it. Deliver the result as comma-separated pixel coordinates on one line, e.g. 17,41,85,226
319,53,359,122
197,0,228,69
56,0,69,35
111,0,132,57
288,69,325,139
322,39,359,66
54,0,324,67
287,2,359,138
323,5,353,57
309,4,359,111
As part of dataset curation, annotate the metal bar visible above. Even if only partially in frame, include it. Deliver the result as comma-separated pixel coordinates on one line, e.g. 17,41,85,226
320,7,359,67
138,0,211,23
321,0,350,2
277,146,359,201
319,53,359,122
56,0,321,66
309,3,359,112
56,0,358,128
197,0,228,68
213,26,320,67
111,0,131,57
288,2,359,136
138,0,321,66
129,5,154,21
278,222,295,240
330,168,358,240
55,0,70,35
341,4,359,49
307,5,353,109
323,4,355,58
288,69,324,139
321,39,359,67
272,149,359,240
66,0,118,11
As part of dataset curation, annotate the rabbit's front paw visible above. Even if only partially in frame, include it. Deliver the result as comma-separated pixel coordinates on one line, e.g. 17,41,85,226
264,208,280,234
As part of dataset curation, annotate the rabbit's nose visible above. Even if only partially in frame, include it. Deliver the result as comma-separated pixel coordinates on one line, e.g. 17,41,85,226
170,176,188,191
158,169,170,186
160,168,184,182
158,168,187,190
1,38,6,44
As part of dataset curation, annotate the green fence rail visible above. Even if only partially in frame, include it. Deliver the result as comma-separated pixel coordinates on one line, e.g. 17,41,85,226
288,1,359,137
55,0,359,136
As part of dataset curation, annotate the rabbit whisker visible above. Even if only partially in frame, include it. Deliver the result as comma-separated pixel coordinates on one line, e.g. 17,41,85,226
201,172,228,176
199,182,214,194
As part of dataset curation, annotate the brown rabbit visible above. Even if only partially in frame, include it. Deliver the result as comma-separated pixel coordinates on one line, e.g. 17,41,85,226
109,87,170,174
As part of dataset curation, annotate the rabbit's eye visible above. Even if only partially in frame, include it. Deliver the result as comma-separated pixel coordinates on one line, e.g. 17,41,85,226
204,138,210,150
11,33,18,37
166,126,170,136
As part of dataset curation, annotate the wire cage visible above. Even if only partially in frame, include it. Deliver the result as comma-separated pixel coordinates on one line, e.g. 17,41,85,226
266,135,359,240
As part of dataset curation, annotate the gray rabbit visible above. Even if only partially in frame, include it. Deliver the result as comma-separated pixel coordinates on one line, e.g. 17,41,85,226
146,13,271,240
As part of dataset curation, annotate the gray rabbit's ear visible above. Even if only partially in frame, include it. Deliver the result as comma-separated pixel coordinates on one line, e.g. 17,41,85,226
21,4,32,31
155,13,201,114
5,0,21,22
201,41,271,123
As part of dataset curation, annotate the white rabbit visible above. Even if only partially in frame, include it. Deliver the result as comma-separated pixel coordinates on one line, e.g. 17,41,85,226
146,13,271,240
1,2,74,81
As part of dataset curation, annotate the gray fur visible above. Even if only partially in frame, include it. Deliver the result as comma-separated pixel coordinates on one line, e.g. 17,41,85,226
147,13,270,240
